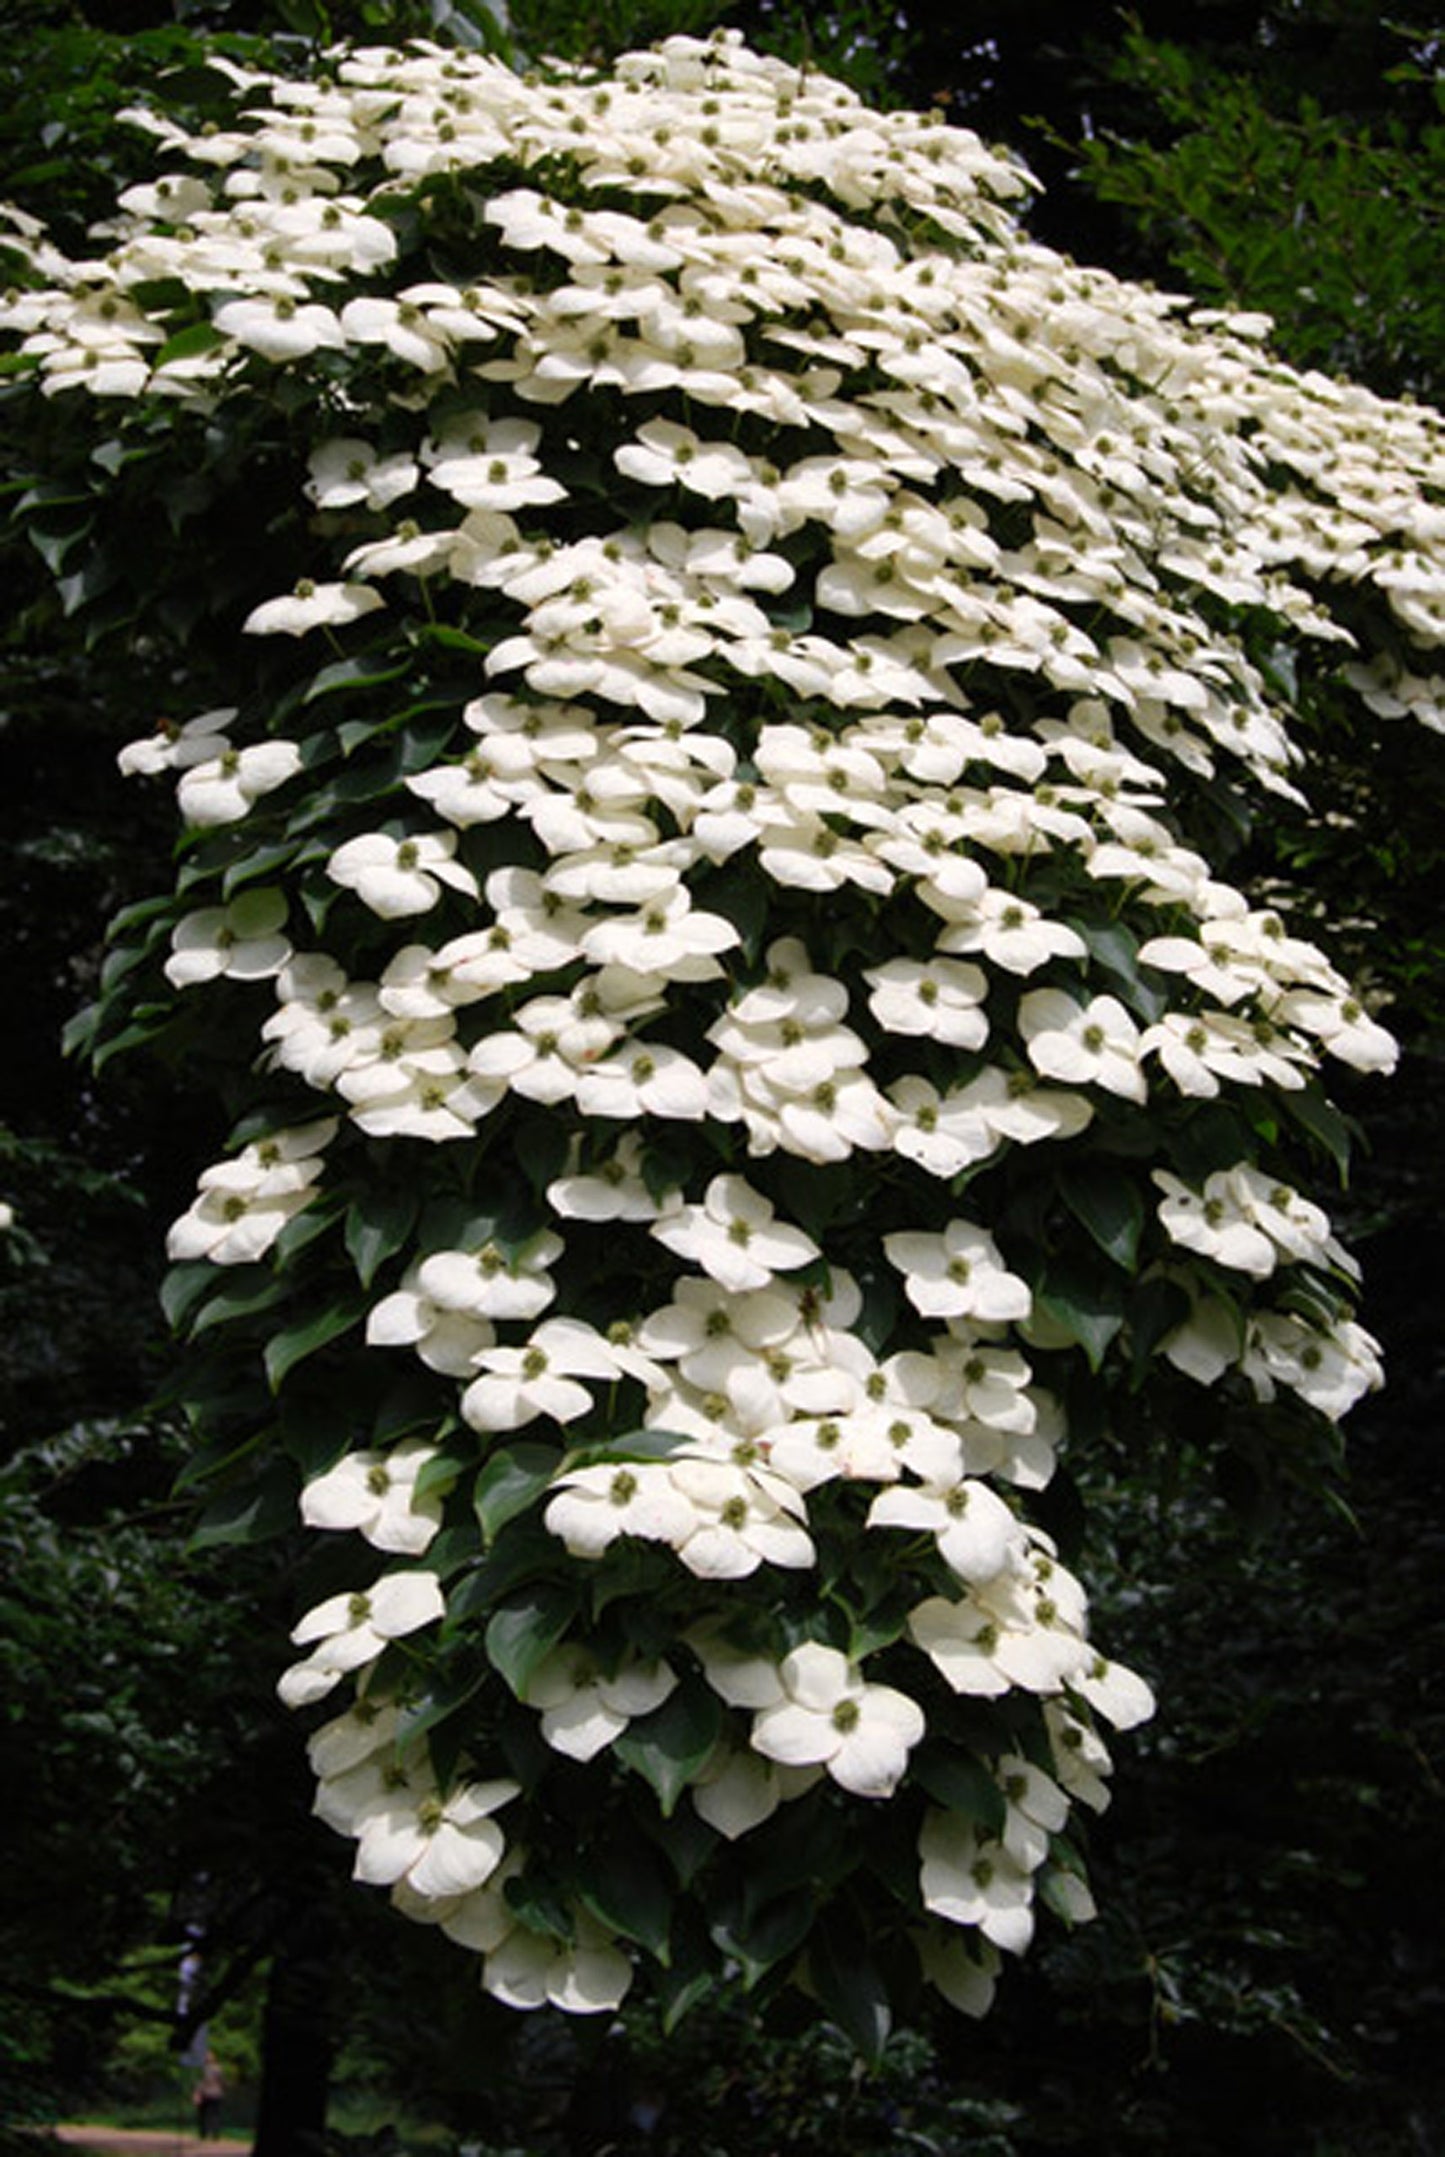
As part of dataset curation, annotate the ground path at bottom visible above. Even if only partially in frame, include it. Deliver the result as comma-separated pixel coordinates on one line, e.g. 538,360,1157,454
47,2129,251,2155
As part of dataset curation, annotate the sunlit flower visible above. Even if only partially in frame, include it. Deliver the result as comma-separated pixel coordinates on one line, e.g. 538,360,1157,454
279,1570,445,1707
165,888,290,987
1019,990,1147,1102
748,1641,924,1798
300,1439,446,1555
650,1174,820,1290
526,1648,677,1761
327,830,479,917
176,739,302,826
884,1220,1031,1323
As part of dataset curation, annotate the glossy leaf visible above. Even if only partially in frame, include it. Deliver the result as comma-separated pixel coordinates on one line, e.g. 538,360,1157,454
474,1443,558,1542
485,1584,577,1701
263,1296,364,1392
613,1680,721,1816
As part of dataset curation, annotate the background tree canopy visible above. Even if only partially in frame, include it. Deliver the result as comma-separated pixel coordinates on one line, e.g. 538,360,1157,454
1,5,1441,2156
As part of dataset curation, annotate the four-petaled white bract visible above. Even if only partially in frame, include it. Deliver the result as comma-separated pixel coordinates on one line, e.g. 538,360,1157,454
651,1174,821,1291
301,1439,446,1555
748,1642,925,1799
17,13,1432,2041
278,1571,445,1707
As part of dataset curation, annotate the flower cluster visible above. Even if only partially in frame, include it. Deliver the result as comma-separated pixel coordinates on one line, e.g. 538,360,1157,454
10,26,1439,2036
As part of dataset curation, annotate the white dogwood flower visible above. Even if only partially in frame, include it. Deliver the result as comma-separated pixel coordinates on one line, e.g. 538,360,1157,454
300,1439,446,1555
1019,989,1147,1102
884,1220,1031,1323
543,1460,700,1558
867,1476,1023,1585
749,1642,924,1798
650,1174,819,1290
243,579,384,637
279,1570,445,1707
165,888,290,987
526,1648,677,1761
328,830,479,918
865,956,989,1047
352,1777,520,1899
462,1318,623,1432
919,1811,1037,1954
176,739,302,826
166,1123,334,1265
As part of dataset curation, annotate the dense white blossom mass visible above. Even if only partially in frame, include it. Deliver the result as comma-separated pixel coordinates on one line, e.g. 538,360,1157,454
9,25,1440,2029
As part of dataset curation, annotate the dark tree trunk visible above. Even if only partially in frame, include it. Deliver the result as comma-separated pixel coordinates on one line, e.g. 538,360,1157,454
251,1907,337,2157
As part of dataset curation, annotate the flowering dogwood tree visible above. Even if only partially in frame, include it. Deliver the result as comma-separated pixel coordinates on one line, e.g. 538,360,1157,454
4,25,1441,2053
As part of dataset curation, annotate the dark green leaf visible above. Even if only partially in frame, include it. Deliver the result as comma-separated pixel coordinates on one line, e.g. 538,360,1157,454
1034,1257,1126,1371
1060,1161,1146,1272
1126,1274,1194,1380
655,1921,716,2032
710,1888,813,1990
418,622,493,655
374,1374,452,1446
191,1270,290,1337
775,1159,857,1238
503,1870,573,1943
514,1112,572,1198
91,1004,173,1071
579,1838,673,1959
413,1447,467,1505
853,1261,902,1355
222,841,302,897
911,1746,1007,1837
1071,917,1166,1020
485,1583,577,1700
154,321,225,369
647,1807,718,1890
271,1195,345,1265
345,1187,420,1289
613,1680,722,1816
419,1521,481,1578
809,1911,891,2064
189,1461,296,1549
160,1260,222,1332
1284,1084,1355,1181
263,1296,364,1391
304,652,412,704
448,1518,559,1621
395,1658,491,1749
740,1790,853,1916
474,1444,558,1542
1169,1104,1254,1182
562,1427,690,1471
693,860,770,963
